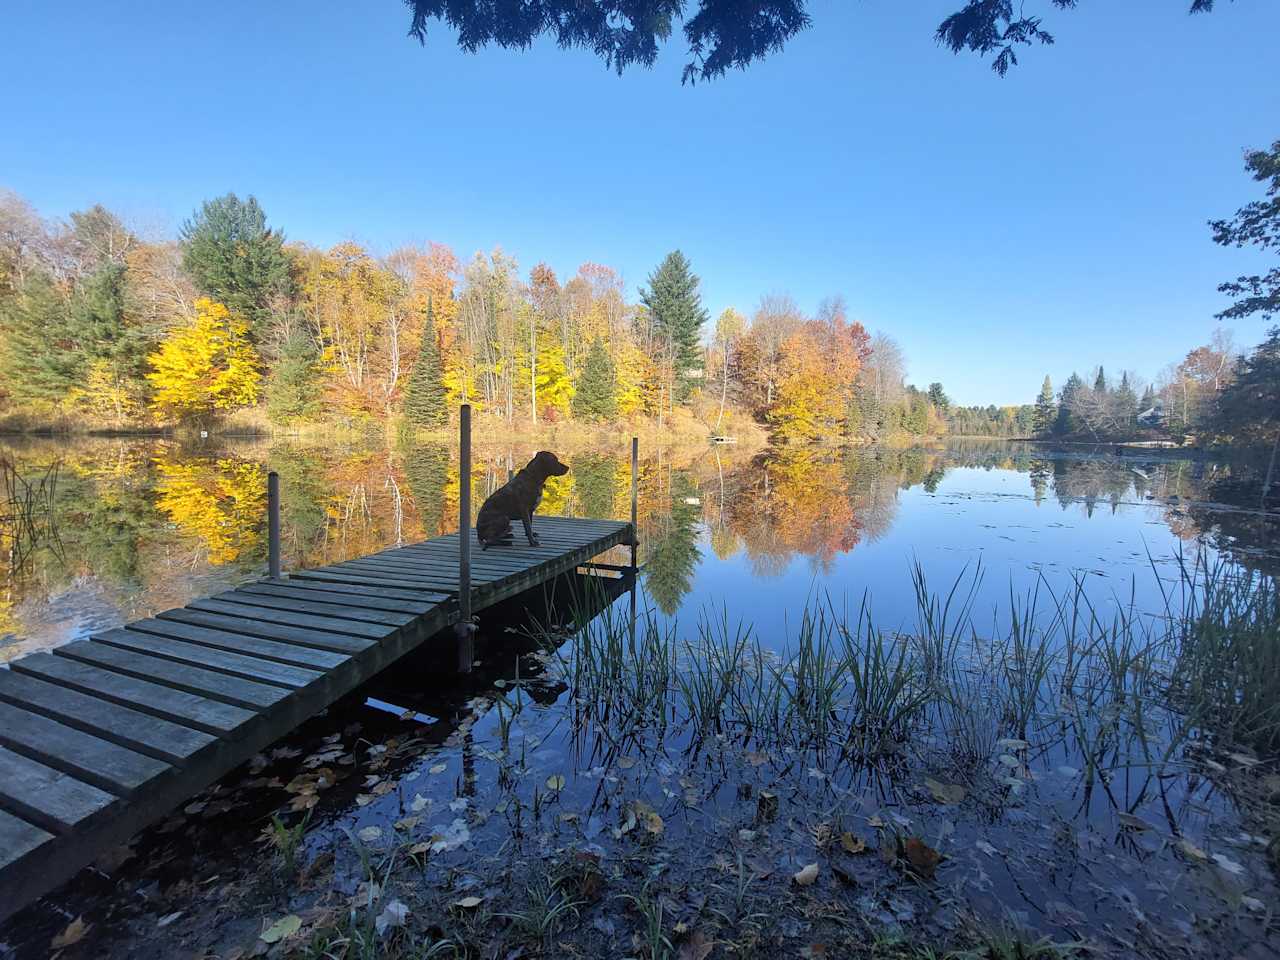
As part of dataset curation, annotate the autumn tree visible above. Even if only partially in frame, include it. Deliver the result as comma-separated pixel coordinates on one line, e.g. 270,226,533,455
181,194,292,341
572,337,618,422
640,251,708,402
147,298,261,422
403,300,448,429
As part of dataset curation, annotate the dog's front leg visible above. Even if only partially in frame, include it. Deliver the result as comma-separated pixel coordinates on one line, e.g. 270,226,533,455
521,513,538,547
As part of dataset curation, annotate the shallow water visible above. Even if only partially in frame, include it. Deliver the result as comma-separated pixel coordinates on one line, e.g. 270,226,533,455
1,437,1277,957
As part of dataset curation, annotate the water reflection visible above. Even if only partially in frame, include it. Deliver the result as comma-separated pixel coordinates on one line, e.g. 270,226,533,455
1,437,1275,659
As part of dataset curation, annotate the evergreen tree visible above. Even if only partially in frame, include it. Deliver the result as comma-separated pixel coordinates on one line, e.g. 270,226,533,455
402,301,448,429
0,271,80,408
927,382,950,410
572,337,618,421
266,332,324,424
1033,375,1055,436
405,442,450,536
1056,372,1084,435
1141,384,1156,409
640,250,708,401
181,193,292,341
1114,372,1138,431
1094,366,1108,395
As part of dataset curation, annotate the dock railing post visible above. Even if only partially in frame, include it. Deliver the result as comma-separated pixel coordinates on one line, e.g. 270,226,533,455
267,470,281,580
630,436,639,571
455,404,476,673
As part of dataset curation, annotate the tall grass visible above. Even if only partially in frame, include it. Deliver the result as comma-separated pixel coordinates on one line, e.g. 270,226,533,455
546,554,1280,776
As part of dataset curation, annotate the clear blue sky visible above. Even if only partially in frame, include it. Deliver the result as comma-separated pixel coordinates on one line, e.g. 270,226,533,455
2,0,1276,405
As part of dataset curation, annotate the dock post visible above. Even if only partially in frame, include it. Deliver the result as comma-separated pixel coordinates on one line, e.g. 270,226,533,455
455,404,476,673
267,471,281,580
630,436,639,571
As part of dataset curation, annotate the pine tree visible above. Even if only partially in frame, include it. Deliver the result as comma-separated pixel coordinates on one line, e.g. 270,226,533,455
1033,375,1055,436
1141,384,1155,409
1114,372,1138,431
181,193,292,341
1056,372,1084,435
927,382,950,411
572,337,618,421
1094,367,1107,394
403,301,448,429
266,332,324,424
0,271,80,408
640,250,708,401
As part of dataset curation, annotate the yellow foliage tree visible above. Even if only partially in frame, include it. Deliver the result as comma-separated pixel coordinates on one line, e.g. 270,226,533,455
154,457,266,565
615,343,657,416
146,298,260,421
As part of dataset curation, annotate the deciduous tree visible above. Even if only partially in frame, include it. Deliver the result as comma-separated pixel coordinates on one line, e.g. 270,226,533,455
146,298,261,421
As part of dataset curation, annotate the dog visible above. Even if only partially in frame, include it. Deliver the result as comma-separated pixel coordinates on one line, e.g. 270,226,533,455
476,451,569,548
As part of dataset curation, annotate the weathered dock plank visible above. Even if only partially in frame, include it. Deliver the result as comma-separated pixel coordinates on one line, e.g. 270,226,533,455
0,515,631,924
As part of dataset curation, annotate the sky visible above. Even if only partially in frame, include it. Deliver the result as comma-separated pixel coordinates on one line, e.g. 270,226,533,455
2,0,1276,406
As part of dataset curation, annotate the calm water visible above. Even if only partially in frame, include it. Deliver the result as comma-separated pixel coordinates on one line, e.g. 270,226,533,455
2,437,1278,958
0,436,1270,659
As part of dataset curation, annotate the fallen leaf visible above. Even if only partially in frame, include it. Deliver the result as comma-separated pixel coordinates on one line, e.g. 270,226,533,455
357,826,383,842
1243,896,1265,912
394,816,420,832
1228,753,1260,767
923,778,966,805
1176,839,1208,861
975,840,999,857
1117,813,1155,832
156,911,183,928
745,751,769,767
676,929,714,960
904,837,942,880
546,774,566,791
429,763,447,775
617,756,637,769
996,738,1029,750
452,896,484,909
840,833,868,855
375,899,409,935
1213,853,1246,876
410,794,430,812
260,914,302,944
51,918,91,950
408,842,431,856
793,862,820,886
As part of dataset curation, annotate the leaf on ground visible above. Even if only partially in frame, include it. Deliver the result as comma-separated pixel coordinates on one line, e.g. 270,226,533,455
408,842,431,856
1213,853,1246,876
745,751,770,767
840,833,868,855
1228,753,1260,767
996,738,1029,750
355,794,375,807
429,763,447,775
617,756,637,769
156,911,183,928
1175,838,1208,861
975,840,999,857
375,899,409,936
924,778,966,805
546,774,566,791
51,918,91,949
357,826,383,842
410,793,430,812
1117,813,1155,832
793,862,820,886
451,896,484,909
260,914,302,944
394,816,420,832
676,929,715,960
904,837,942,880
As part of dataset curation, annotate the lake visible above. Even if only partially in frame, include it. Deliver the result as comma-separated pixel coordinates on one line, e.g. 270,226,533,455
1,436,1277,958
1,436,1266,660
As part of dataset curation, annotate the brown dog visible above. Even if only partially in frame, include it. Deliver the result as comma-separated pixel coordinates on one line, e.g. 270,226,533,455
476,451,569,548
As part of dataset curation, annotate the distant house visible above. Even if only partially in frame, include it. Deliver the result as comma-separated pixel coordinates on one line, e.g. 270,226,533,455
1137,401,1163,427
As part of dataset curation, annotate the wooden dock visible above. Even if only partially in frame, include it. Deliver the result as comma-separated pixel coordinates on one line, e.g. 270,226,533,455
0,515,633,922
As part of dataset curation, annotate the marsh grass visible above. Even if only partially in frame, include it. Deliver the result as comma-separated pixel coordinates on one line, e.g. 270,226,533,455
551,553,1280,785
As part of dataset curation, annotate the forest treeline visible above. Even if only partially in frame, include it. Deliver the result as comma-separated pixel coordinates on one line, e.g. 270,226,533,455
0,189,1012,443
